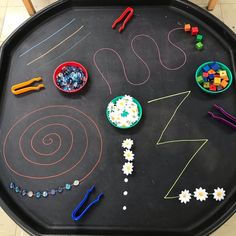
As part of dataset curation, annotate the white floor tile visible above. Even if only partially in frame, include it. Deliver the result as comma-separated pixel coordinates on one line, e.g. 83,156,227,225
0,6,29,41
32,0,58,7
198,3,223,21
15,225,29,236
221,3,236,32
219,0,236,3
0,6,6,35
49,0,58,4
190,0,209,6
7,0,24,7
209,3,224,20
0,0,8,7
32,0,58,11
0,208,17,236
32,0,50,7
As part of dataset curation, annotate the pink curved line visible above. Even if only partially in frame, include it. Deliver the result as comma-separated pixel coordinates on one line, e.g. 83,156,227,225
93,47,150,94
18,117,85,166
93,48,112,95
93,27,186,94
31,126,63,157
42,134,56,146
19,120,76,166
3,106,103,180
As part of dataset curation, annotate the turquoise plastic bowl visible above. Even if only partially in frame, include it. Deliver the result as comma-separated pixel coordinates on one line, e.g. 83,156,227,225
195,61,233,94
106,96,142,129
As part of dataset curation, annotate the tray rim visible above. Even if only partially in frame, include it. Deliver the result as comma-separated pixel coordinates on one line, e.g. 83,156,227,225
0,0,235,235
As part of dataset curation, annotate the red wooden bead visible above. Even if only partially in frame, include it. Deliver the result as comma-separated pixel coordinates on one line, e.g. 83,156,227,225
209,84,217,91
191,27,199,36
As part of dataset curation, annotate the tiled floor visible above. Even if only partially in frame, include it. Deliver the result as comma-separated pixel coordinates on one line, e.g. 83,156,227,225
0,0,235,235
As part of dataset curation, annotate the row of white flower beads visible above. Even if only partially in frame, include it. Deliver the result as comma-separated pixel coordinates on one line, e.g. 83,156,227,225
108,95,139,128
122,139,134,176
179,187,226,204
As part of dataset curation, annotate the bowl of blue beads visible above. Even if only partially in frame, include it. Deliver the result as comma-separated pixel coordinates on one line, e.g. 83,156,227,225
53,61,88,93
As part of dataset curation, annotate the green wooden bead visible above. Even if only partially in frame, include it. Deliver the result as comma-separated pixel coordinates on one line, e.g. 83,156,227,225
196,34,203,42
196,42,204,50
197,75,204,84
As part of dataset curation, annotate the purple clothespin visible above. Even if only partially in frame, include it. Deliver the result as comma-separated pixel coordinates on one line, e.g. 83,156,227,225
208,104,236,130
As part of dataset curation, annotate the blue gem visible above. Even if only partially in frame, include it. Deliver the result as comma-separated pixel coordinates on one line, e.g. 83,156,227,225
9,182,15,189
42,191,48,198
15,187,21,193
50,189,56,196
203,65,211,72
58,65,86,91
21,190,27,196
210,62,220,71
58,187,63,193
208,74,215,80
35,192,41,199
65,184,71,190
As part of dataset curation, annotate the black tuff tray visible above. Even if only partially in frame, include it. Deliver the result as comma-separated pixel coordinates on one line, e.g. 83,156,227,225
0,0,236,235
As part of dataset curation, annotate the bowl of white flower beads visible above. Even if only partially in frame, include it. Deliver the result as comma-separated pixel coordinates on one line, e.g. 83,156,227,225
106,95,142,129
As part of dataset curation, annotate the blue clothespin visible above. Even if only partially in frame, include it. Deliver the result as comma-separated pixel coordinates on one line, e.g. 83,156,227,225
72,185,104,221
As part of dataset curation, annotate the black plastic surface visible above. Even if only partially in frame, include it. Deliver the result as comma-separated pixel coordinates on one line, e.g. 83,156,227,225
0,0,236,235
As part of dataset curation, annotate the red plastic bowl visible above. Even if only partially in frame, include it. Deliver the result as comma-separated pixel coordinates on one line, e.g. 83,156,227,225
53,61,88,93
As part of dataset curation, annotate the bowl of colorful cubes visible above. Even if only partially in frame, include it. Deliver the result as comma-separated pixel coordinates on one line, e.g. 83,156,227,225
106,95,142,129
53,61,88,93
195,61,232,94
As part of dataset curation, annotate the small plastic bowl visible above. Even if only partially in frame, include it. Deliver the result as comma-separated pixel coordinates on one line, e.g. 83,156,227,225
106,95,142,129
195,61,233,94
53,61,88,93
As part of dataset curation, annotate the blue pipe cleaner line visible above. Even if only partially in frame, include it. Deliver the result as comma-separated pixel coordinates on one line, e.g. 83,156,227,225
19,18,76,57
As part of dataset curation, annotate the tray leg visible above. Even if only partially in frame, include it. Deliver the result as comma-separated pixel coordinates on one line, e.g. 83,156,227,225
22,0,36,16
207,0,218,11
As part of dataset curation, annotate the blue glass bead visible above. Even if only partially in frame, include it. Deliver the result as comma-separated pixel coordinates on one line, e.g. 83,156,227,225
58,65,86,91
42,191,48,198
15,187,21,193
65,184,71,190
57,187,63,193
50,189,56,196
21,190,27,196
35,192,41,199
9,182,15,189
